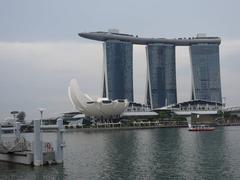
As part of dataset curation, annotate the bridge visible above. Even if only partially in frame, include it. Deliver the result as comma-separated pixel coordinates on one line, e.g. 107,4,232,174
224,106,240,112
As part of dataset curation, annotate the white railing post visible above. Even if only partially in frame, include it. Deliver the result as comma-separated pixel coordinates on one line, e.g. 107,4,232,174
55,118,64,164
34,119,43,166
15,122,21,139
186,116,192,128
0,124,2,141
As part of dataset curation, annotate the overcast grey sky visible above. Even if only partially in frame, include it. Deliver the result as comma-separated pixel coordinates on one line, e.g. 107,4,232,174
0,0,240,120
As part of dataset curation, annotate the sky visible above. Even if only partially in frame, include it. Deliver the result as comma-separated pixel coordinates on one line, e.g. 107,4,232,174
0,0,240,120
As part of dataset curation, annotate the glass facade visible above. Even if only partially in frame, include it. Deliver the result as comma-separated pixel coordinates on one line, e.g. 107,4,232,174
190,43,222,103
146,44,177,108
103,40,133,101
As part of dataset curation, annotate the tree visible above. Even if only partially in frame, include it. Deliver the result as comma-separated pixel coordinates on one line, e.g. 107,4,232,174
17,111,26,123
158,110,172,120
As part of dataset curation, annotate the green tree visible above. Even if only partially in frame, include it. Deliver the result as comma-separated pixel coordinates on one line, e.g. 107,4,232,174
158,110,172,120
17,111,26,123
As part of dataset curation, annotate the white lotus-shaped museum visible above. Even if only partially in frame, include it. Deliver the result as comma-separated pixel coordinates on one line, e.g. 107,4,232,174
68,79,129,118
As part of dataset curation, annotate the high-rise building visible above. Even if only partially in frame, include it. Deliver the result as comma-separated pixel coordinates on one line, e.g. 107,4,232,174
190,43,222,103
146,44,177,109
79,31,222,108
102,40,133,101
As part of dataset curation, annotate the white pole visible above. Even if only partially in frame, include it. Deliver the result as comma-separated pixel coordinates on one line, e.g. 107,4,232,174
55,118,64,164
37,108,46,126
34,120,43,166
186,116,192,128
40,111,43,125
0,124,2,141
15,122,21,139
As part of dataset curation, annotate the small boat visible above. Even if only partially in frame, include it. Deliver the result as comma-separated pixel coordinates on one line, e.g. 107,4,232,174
186,116,215,131
188,125,215,131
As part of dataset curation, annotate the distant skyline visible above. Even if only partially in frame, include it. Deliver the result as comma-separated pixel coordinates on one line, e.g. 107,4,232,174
0,0,240,120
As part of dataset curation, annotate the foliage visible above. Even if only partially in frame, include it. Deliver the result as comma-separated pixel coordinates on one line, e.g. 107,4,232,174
158,110,172,119
16,111,26,123
173,116,186,121
223,111,231,119
217,110,225,117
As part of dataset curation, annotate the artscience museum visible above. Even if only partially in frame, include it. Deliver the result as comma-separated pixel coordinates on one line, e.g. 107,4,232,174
68,79,129,119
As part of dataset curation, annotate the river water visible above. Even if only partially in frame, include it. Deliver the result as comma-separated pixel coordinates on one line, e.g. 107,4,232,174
0,127,240,180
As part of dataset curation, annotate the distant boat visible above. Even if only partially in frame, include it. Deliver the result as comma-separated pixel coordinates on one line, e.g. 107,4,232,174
186,116,215,131
188,125,215,131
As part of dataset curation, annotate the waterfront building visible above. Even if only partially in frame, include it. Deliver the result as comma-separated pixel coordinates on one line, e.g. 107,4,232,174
146,44,177,109
68,79,129,119
190,43,222,103
224,106,240,117
79,31,222,109
102,40,133,102
156,100,222,116
122,102,158,120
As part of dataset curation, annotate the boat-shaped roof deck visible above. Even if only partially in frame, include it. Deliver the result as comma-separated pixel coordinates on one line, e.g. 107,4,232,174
79,32,221,46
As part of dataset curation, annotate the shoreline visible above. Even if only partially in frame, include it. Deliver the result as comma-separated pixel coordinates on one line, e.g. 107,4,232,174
3,123,240,133
43,123,240,132
63,125,188,132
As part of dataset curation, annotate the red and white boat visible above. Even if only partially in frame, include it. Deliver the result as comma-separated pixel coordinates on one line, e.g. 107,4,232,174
188,125,215,131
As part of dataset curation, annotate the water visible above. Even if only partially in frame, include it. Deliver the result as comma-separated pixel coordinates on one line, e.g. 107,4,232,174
0,127,240,180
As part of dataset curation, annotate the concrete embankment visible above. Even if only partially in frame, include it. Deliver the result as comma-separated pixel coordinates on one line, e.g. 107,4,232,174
62,125,188,132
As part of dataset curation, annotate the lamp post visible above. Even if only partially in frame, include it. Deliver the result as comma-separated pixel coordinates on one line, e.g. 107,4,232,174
222,97,226,107
10,111,19,122
37,108,46,125
34,108,46,166
222,97,226,120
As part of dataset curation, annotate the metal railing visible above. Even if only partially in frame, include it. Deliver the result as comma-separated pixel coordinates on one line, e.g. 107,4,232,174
0,136,30,153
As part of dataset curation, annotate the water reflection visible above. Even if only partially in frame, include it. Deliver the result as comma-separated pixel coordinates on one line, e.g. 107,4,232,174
0,163,65,180
193,128,228,179
136,129,183,179
101,131,138,180
34,164,65,180
1,127,240,179
99,129,183,180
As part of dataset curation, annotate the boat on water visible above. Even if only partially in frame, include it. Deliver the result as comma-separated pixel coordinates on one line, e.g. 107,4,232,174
188,125,215,131
186,116,215,131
